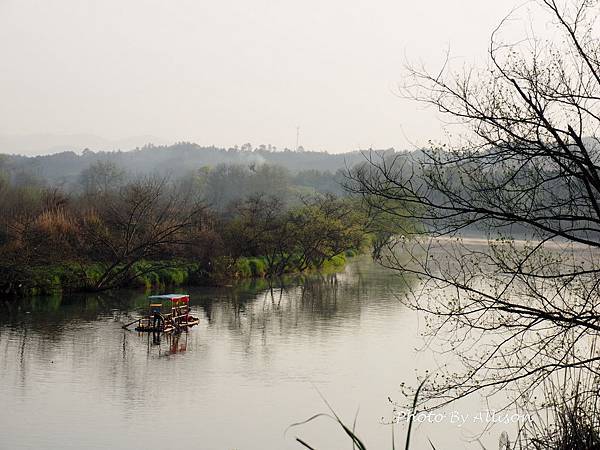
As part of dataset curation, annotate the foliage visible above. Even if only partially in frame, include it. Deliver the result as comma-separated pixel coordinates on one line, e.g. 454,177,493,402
1,143,376,190
222,194,366,276
78,159,125,195
0,151,377,298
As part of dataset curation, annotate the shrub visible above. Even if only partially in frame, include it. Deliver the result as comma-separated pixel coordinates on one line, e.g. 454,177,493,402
321,254,346,271
235,258,252,278
157,267,188,285
248,257,267,277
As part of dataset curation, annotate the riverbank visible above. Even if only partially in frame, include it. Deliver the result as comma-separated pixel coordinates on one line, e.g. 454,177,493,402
2,250,357,299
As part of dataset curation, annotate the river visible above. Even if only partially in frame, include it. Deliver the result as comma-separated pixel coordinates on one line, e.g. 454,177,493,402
0,256,500,450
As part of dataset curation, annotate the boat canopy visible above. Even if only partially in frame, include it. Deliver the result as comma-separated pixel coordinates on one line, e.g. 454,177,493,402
148,294,189,302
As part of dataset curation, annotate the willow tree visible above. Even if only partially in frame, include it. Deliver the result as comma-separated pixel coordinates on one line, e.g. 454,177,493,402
346,0,600,426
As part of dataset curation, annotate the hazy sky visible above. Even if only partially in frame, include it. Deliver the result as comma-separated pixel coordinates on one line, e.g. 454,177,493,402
0,0,523,153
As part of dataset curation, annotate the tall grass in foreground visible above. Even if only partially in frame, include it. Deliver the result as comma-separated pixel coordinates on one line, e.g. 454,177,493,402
290,375,600,450
520,376,600,450
288,378,429,450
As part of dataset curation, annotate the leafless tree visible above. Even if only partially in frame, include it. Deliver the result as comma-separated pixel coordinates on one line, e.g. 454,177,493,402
346,0,600,418
79,176,206,290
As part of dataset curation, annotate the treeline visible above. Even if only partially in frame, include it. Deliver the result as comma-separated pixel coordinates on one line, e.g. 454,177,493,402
2,142,404,189
3,154,350,205
0,163,375,298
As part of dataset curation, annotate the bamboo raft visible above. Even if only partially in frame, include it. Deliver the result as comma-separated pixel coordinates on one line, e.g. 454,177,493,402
123,294,200,333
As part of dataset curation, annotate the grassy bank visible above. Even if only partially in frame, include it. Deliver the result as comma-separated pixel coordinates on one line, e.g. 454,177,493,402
4,250,358,298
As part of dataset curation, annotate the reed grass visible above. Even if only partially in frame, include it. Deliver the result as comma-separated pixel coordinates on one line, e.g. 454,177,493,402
289,378,429,450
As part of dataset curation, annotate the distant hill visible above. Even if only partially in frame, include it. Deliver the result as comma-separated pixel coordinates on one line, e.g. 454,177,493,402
1,142,402,189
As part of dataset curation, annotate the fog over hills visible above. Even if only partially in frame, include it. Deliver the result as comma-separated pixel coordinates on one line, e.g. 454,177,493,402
1,141,402,190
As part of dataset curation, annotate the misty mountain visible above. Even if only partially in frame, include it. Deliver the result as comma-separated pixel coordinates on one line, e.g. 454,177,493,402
1,142,401,189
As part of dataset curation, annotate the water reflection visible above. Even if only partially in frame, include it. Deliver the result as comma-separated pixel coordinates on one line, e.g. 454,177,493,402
0,256,491,450
142,331,189,356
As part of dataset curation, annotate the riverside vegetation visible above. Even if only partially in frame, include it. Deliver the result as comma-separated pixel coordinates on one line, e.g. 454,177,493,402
0,157,412,299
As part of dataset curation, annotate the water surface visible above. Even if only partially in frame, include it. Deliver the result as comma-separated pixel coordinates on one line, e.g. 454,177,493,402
0,256,495,450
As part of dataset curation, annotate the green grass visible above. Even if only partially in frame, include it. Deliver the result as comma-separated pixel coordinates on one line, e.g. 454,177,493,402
247,257,268,277
321,254,347,271
2,248,360,299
